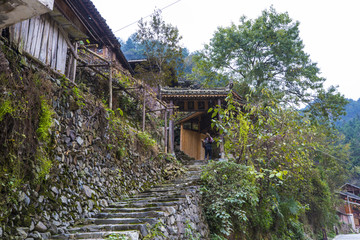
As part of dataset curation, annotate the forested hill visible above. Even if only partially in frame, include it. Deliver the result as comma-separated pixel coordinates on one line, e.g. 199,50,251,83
336,98,360,126
336,98,360,182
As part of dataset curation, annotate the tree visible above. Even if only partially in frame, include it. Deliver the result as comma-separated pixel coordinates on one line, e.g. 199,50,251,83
202,92,349,239
119,33,146,60
304,86,349,127
135,10,184,87
194,7,326,105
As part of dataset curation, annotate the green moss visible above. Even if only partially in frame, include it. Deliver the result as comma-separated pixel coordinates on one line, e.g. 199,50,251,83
36,97,53,143
72,86,85,108
35,147,52,183
0,99,14,121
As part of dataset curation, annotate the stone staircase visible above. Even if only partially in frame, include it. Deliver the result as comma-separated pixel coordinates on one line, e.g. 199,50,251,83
51,160,208,240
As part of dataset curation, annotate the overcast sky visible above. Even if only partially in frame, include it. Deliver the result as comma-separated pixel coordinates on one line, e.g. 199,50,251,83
91,0,360,100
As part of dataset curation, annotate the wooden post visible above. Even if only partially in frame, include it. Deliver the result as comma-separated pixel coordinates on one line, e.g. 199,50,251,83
169,100,174,154
142,87,146,131
71,42,78,82
218,98,225,160
164,106,168,153
65,51,73,78
109,64,112,110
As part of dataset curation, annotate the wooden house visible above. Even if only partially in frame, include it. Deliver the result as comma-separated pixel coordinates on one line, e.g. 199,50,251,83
1,0,133,79
160,86,241,160
338,183,360,230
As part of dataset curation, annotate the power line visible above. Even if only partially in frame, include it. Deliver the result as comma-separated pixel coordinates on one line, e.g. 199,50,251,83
113,0,182,34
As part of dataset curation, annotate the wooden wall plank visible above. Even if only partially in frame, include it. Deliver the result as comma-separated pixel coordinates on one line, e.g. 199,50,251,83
56,30,64,72
51,24,59,69
46,18,54,65
39,15,50,63
12,22,21,46
56,30,68,73
10,23,20,45
30,16,40,56
180,129,205,160
19,20,29,51
9,25,15,43
24,18,34,53
34,16,45,59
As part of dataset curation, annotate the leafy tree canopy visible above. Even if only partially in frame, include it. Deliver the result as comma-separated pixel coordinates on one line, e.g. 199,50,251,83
202,92,349,239
135,10,184,87
194,7,343,107
119,33,146,60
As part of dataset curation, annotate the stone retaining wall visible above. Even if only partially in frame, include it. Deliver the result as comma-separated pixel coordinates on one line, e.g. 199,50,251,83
0,48,168,239
161,185,209,239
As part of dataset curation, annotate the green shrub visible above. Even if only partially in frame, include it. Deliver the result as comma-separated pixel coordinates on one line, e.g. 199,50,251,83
137,131,156,150
201,161,258,237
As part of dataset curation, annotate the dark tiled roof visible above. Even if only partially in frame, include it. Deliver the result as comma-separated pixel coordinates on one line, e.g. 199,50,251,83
160,87,232,98
66,0,134,74
340,183,360,190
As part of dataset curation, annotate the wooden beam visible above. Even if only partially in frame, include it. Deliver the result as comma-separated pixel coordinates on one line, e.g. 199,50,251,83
109,65,113,110
164,107,168,153
169,100,174,154
78,64,109,68
78,46,110,63
77,58,108,79
57,24,78,59
71,42,77,82
218,98,225,160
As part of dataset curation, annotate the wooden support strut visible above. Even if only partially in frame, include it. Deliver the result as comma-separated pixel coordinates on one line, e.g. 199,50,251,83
164,106,168,153
109,64,112,110
78,46,110,63
71,42,78,82
218,98,225,160
142,87,146,131
169,100,174,154
58,24,78,60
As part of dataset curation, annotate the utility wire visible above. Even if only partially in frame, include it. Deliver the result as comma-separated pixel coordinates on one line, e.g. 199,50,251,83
113,0,182,33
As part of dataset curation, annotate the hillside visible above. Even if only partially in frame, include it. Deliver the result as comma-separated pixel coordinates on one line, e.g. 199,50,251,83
336,99,360,182
336,98,360,126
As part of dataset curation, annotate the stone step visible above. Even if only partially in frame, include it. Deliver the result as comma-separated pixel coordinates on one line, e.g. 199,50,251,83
185,165,205,171
68,222,153,234
111,197,184,206
51,153,206,240
111,201,180,208
95,210,164,219
102,206,164,213
51,230,140,239
120,195,186,202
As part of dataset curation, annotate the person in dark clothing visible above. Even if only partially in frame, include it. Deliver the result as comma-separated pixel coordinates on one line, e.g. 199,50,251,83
202,133,214,160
